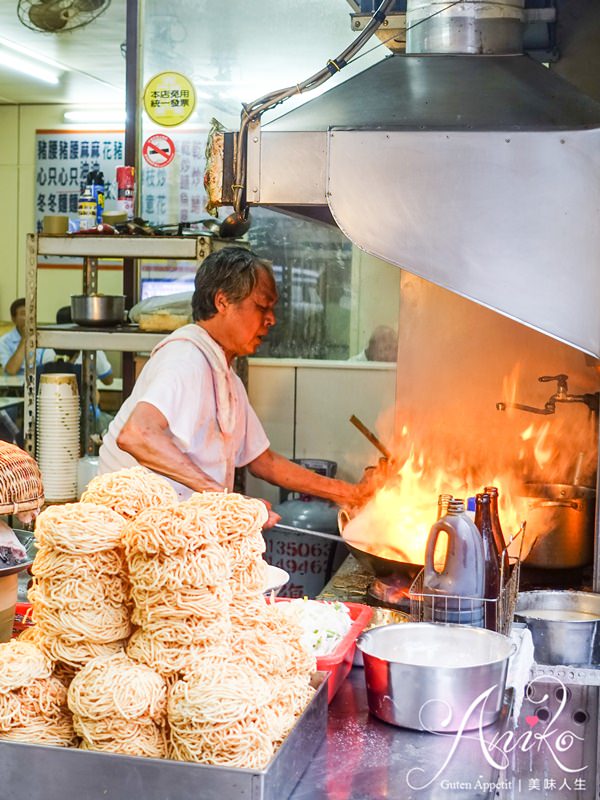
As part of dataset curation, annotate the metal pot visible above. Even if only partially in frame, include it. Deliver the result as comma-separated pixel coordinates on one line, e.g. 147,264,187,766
519,482,595,569
515,590,600,666
71,294,126,327
357,622,514,732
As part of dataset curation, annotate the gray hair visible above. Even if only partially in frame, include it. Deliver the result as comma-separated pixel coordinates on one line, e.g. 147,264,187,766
192,247,274,321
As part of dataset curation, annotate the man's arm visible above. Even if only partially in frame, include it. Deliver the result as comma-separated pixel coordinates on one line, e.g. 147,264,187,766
3,337,25,376
247,448,363,507
116,401,223,492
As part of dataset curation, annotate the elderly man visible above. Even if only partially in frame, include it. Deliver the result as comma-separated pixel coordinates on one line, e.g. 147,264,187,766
0,298,55,378
99,247,366,522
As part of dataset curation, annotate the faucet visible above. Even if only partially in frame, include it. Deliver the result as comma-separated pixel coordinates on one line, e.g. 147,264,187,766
496,374,600,415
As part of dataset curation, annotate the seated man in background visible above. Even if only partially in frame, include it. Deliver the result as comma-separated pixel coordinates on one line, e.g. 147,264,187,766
349,325,398,362
0,298,55,378
54,306,114,386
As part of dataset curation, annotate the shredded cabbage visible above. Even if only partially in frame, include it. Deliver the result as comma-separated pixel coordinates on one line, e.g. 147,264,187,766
285,599,352,656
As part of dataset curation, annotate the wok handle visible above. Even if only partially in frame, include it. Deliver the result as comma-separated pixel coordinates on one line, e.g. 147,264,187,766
349,415,392,460
271,523,344,544
338,508,351,532
531,499,579,511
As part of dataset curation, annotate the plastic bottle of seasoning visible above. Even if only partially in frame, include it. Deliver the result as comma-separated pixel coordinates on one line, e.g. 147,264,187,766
423,498,485,627
465,496,476,521
78,187,97,231
87,170,105,224
116,165,135,218
484,485,510,584
474,493,501,631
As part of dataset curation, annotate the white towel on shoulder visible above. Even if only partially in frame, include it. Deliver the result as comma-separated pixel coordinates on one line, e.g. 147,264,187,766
151,323,236,437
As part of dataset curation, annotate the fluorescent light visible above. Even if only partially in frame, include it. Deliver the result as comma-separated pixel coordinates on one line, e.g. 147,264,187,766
0,37,66,70
0,51,59,84
64,109,126,124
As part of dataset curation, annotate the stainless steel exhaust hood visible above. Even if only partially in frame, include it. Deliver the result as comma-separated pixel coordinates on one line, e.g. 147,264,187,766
242,51,600,357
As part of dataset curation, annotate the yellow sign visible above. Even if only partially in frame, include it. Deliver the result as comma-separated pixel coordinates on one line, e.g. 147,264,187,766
143,72,196,127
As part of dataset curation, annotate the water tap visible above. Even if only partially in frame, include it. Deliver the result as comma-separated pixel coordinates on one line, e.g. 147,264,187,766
496,374,600,415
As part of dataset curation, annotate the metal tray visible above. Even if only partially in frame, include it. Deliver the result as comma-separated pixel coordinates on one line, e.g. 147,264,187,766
0,672,328,800
0,529,34,578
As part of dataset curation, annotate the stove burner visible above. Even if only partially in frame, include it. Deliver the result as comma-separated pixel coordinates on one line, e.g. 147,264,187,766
367,575,413,612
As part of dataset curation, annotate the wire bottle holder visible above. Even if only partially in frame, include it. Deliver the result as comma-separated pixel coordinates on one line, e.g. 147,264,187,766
409,524,525,636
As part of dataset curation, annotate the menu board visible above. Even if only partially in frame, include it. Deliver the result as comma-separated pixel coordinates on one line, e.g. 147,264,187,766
35,130,125,233
35,128,207,231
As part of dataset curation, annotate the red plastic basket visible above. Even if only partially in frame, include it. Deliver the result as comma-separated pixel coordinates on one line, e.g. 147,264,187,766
276,599,373,702
12,602,34,638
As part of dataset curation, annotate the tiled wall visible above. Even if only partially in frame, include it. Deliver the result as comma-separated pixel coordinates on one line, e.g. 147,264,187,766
246,359,397,505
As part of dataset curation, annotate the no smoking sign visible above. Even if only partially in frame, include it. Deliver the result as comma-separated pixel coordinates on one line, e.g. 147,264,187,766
142,133,175,168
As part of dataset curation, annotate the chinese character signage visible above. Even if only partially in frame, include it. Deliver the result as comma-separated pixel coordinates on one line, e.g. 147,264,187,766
36,127,207,234
35,129,124,234
143,72,196,127
141,129,206,225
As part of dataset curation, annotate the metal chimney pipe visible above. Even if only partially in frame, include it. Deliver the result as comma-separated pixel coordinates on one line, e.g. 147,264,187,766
406,0,525,55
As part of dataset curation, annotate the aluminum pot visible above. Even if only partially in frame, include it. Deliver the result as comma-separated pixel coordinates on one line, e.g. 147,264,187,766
357,622,515,732
520,482,595,569
71,294,126,327
515,590,600,666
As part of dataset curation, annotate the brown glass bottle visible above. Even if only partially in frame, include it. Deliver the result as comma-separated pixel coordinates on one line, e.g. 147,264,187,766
484,485,510,584
474,493,500,631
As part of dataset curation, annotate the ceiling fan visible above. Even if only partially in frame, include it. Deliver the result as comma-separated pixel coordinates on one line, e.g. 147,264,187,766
17,0,111,33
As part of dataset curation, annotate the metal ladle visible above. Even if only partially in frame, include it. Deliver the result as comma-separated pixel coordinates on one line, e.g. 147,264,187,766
219,210,251,238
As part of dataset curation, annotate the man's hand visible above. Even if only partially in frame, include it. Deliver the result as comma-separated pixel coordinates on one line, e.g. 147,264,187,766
351,457,396,508
259,498,281,530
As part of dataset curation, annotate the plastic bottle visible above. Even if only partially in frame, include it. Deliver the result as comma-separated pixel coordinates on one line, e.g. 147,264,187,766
474,493,501,631
484,485,510,584
466,496,476,521
116,165,135,218
423,498,485,627
87,170,105,224
436,493,453,520
78,186,97,231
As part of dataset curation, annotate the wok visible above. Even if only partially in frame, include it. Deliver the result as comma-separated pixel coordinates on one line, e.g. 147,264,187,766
338,510,422,580
273,519,422,580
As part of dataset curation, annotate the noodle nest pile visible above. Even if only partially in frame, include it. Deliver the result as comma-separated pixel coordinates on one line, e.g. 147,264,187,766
184,491,268,613
81,466,178,520
28,502,131,672
15,486,317,768
0,640,75,746
124,503,232,676
163,493,315,768
68,652,167,758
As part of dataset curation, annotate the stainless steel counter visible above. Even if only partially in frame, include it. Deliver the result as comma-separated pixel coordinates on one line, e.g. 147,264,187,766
306,558,600,800
291,669,599,800
291,668,510,800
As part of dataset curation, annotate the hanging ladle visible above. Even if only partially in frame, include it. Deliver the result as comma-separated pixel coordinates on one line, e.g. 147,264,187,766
219,210,252,239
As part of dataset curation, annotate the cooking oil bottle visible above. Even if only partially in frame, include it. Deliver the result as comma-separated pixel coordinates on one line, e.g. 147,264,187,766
423,497,485,627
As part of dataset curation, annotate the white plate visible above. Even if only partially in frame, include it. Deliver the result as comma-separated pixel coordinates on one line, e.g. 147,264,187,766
262,564,290,595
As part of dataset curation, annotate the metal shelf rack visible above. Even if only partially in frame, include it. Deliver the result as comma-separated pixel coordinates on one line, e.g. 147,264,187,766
23,233,213,457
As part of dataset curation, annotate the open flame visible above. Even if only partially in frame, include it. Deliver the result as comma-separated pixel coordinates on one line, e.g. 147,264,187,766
344,366,596,566
344,444,523,565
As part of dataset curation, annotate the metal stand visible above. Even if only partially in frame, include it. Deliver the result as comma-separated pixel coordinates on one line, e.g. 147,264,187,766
24,234,38,456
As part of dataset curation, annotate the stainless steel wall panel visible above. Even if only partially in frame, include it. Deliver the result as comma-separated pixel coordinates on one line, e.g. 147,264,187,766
254,132,327,205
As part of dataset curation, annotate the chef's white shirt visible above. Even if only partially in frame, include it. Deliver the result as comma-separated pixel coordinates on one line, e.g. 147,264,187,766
98,338,269,499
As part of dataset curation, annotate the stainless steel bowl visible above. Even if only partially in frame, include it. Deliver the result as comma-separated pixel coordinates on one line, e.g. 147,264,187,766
515,590,600,666
71,294,126,327
357,622,514,732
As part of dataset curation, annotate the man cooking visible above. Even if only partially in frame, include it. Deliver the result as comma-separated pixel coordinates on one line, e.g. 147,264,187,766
99,247,370,526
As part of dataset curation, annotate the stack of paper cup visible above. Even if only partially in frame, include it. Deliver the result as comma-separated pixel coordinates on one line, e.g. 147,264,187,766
36,374,80,502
